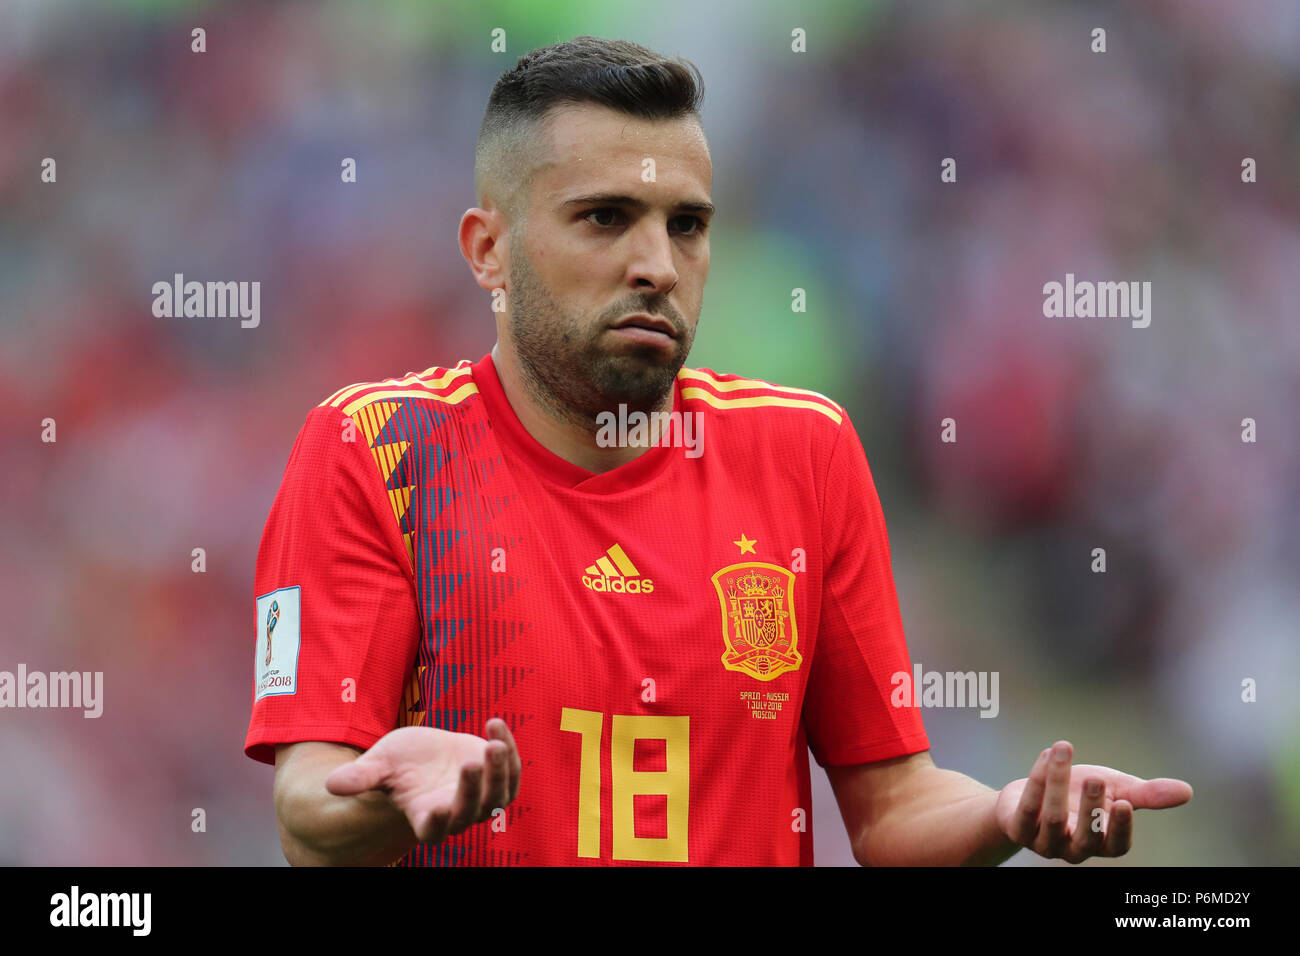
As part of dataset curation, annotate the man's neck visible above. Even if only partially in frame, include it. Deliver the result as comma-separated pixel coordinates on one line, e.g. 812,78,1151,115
491,344,670,475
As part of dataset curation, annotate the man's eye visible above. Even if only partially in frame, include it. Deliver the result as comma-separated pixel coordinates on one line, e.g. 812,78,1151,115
583,209,707,235
673,215,706,236
584,208,622,227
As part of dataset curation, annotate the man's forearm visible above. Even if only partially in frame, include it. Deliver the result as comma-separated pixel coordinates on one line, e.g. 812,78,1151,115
860,766,1019,867
274,744,419,866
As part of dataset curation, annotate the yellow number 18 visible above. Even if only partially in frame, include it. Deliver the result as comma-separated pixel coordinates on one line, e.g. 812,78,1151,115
560,708,690,862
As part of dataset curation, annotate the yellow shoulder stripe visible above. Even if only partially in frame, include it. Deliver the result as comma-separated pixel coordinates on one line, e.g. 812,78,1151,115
677,368,842,413
680,387,843,424
341,381,478,417
320,363,473,409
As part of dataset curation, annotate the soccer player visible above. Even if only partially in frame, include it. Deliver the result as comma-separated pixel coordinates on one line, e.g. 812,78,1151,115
245,36,1192,866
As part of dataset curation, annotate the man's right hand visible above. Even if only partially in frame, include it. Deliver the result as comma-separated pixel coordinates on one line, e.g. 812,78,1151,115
323,719,522,844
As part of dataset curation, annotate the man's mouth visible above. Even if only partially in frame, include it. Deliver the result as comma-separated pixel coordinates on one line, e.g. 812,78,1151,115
610,313,677,339
608,314,678,350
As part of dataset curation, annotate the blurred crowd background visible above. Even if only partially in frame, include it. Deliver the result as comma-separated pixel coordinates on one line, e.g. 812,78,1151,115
1,0,1296,865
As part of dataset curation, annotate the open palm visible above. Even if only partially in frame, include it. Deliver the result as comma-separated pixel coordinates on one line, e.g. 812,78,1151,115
994,742,1192,863
325,721,521,844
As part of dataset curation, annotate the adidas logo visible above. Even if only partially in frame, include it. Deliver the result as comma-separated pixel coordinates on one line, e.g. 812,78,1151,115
582,544,654,594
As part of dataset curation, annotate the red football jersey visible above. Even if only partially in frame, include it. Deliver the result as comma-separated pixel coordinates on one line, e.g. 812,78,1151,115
245,352,930,865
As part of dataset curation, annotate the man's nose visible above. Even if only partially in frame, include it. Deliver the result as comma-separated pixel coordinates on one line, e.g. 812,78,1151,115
627,222,679,293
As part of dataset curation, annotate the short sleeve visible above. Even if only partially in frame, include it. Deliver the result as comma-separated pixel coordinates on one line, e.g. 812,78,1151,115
244,405,421,765
802,413,930,767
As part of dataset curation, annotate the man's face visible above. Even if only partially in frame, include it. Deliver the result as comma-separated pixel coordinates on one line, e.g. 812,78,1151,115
503,103,712,423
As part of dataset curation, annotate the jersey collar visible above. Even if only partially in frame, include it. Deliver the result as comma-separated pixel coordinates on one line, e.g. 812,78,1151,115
471,352,680,494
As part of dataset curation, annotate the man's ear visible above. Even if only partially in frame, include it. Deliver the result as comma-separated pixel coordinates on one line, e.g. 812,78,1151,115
459,206,508,293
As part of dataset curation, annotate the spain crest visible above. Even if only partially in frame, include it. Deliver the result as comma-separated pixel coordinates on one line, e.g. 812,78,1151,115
711,562,802,681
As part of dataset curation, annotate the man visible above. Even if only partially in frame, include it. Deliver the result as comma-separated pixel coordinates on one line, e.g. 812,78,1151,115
245,35,1192,866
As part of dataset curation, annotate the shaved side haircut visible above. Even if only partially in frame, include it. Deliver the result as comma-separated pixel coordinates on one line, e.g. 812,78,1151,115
474,35,706,230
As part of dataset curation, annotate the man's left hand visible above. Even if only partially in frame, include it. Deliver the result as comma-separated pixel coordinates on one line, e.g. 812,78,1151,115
994,740,1193,862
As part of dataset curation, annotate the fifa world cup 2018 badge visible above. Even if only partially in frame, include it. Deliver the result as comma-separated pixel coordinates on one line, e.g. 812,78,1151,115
711,563,802,681
265,600,280,666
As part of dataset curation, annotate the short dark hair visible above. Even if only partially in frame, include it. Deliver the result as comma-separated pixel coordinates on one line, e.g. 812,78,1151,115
475,35,706,222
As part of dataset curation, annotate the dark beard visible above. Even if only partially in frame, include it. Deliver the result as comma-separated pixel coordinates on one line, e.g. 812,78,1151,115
507,240,692,430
